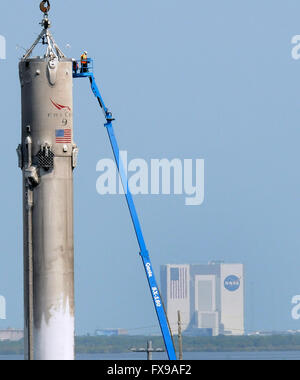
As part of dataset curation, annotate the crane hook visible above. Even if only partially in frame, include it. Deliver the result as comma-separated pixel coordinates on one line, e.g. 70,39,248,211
40,0,50,14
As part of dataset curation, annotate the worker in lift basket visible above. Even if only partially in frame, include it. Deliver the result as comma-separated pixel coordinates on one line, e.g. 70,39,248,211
81,51,88,73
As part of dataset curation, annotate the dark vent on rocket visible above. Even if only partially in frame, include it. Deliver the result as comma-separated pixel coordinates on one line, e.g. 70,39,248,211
36,146,54,170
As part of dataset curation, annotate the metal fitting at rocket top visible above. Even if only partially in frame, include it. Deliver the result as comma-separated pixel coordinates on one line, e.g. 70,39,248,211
18,57,78,360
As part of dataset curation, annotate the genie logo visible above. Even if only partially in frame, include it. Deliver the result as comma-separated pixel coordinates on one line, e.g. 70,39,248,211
224,275,240,292
146,263,153,278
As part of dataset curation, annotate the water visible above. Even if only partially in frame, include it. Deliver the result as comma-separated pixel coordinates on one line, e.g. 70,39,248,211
0,351,299,360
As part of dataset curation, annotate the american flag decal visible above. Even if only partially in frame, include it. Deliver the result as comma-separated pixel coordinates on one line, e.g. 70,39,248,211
56,129,72,144
170,267,188,299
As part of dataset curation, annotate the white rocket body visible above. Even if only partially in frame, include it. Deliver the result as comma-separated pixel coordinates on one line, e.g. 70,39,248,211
19,57,77,360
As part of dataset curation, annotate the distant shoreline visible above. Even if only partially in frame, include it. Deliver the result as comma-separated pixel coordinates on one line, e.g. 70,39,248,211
1,335,300,355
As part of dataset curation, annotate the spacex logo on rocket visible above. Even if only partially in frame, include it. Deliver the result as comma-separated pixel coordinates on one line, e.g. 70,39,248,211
48,98,72,119
50,98,72,112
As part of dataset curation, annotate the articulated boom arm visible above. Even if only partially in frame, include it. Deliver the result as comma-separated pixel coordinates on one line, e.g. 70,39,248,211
73,62,177,360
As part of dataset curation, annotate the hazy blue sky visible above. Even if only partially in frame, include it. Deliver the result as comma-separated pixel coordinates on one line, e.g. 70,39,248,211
1,0,300,335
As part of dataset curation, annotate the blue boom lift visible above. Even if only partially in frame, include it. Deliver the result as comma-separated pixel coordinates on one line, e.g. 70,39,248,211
73,59,177,360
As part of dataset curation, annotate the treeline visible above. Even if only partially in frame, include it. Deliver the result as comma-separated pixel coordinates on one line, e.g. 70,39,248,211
0,340,23,355
2,334,300,355
75,334,300,354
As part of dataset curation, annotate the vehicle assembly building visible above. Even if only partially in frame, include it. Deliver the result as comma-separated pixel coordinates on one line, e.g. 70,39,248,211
161,262,245,336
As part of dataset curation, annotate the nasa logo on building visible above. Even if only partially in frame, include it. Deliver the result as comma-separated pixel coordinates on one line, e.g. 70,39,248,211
224,275,241,292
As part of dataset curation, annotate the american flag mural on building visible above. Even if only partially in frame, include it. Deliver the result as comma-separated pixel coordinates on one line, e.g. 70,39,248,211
170,267,188,299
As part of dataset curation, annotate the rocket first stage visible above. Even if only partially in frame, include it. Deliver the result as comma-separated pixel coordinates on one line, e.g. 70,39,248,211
17,2,77,360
